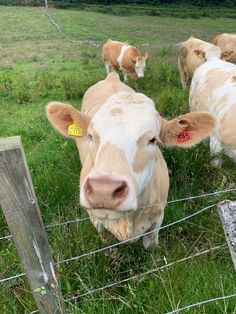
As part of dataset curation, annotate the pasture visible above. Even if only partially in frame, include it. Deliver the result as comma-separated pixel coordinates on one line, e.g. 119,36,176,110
0,5,236,313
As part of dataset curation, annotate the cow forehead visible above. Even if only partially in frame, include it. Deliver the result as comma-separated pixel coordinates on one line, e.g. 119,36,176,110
91,92,160,140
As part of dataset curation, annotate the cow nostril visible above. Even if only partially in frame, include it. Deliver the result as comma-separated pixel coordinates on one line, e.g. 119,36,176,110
86,179,93,195
113,182,128,200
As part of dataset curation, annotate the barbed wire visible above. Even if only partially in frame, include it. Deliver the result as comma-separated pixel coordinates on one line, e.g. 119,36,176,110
1,187,235,242
64,245,225,302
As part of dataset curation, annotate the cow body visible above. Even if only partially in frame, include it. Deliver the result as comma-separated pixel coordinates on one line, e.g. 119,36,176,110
102,39,148,80
190,57,236,166
178,36,221,89
212,33,236,64
47,73,214,248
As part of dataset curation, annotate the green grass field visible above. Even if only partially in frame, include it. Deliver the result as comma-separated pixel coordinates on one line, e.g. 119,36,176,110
0,5,236,313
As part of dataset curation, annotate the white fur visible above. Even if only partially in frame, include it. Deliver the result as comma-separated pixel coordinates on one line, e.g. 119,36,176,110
190,56,236,163
117,44,132,70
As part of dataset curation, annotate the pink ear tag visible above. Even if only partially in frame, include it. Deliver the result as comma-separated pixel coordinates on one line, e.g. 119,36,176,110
176,130,192,143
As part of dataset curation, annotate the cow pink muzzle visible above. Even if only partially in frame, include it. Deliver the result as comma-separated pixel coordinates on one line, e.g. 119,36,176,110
84,176,129,210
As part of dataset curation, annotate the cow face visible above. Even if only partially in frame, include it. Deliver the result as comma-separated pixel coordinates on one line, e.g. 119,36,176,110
47,93,215,217
134,52,149,78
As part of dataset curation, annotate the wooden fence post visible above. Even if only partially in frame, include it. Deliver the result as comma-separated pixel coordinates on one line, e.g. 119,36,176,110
0,136,66,313
217,200,236,271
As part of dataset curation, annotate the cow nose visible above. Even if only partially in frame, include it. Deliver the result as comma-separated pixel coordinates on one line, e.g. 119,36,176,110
138,74,144,78
84,177,129,210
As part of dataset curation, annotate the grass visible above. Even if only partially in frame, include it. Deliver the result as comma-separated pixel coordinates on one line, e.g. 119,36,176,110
0,5,236,314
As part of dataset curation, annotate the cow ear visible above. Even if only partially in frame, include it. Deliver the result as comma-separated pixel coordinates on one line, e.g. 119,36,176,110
194,49,206,59
46,102,91,138
132,56,139,63
144,51,149,60
159,112,215,147
221,50,234,60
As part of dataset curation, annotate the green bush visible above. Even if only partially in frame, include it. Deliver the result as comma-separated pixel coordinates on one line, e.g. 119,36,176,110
11,72,35,104
61,73,85,99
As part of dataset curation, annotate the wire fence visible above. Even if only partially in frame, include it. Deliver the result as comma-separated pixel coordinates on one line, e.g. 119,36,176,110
27,244,236,314
1,180,236,312
1,187,236,242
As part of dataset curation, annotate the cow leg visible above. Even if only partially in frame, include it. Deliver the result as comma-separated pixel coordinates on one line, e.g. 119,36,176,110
210,135,223,167
142,213,164,249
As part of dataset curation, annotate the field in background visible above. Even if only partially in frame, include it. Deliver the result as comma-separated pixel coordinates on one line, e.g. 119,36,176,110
0,5,236,313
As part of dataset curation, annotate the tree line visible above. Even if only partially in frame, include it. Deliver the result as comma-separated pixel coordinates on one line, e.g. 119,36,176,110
0,0,235,6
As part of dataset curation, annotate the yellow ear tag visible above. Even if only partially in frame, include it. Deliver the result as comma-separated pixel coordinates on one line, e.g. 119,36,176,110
68,123,84,137
198,51,205,59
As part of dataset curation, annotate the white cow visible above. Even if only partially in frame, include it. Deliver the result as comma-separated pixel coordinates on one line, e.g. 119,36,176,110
47,72,214,248
190,56,236,166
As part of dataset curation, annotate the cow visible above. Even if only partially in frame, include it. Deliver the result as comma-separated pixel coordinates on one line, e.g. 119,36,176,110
189,55,236,167
212,33,236,64
178,36,226,89
102,39,149,80
46,72,214,249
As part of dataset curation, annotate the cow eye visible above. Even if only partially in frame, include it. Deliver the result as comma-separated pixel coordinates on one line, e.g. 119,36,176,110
148,137,157,145
88,134,93,141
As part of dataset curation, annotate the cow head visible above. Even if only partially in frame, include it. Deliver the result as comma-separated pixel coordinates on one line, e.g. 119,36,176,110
133,52,149,78
194,47,221,61
47,92,214,218
194,48,234,62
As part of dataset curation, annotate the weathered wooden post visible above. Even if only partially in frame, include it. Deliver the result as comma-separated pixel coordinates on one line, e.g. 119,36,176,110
217,200,236,271
0,136,66,313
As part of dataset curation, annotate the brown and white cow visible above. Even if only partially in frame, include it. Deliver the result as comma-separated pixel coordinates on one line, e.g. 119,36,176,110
212,33,236,64
102,39,149,80
47,72,214,248
178,36,224,89
189,55,236,166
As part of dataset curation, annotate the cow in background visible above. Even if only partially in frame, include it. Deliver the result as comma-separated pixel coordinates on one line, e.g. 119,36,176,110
47,72,214,248
178,36,233,89
212,33,236,64
102,39,149,80
190,55,236,167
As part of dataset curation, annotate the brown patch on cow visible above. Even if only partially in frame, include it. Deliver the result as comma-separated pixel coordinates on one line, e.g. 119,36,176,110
133,131,157,173
219,105,236,148
231,75,236,83
110,108,122,116
206,69,229,91
92,143,135,185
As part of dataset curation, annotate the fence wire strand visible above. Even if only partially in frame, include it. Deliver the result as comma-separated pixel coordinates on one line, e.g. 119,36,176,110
165,293,236,314
1,187,236,242
56,203,216,265
0,202,216,285
65,245,225,302
0,272,25,285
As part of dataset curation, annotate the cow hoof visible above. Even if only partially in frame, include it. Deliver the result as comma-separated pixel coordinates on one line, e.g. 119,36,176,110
142,234,159,249
211,157,222,168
